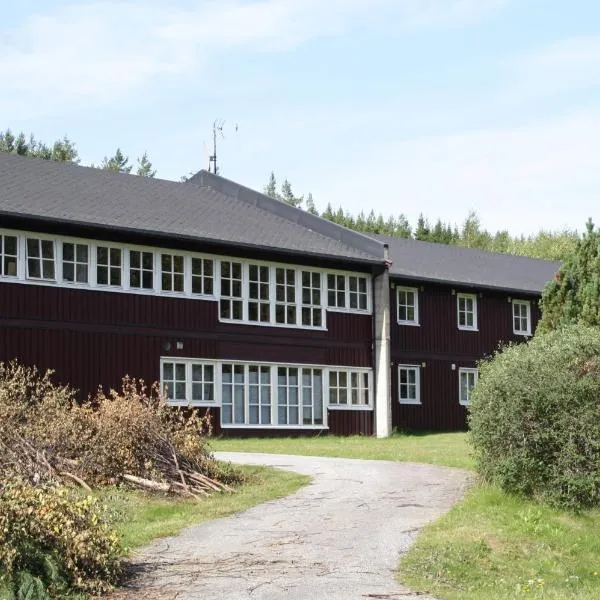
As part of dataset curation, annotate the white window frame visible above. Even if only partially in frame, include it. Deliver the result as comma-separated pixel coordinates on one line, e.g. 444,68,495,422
0,228,372,332
160,359,218,407
459,368,478,406
327,369,372,410
160,357,374,427
61,241,90,285
96,244,123,288
25,236,56,282
0,233,19,278
326,271,370,313
398,365,421,405
191,256,214,296
512,299,531,336
397,286,419,326
457,293,478,331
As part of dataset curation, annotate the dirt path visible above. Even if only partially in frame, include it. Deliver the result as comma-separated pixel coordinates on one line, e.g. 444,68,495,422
114,452,471,599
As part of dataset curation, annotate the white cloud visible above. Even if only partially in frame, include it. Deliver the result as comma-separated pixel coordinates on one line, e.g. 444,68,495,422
0,0,510,116
314,108,600,235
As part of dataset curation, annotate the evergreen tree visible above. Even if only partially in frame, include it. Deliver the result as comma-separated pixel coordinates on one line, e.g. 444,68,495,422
305,193,318,215
100,148,132,173
415,214,431,241
539,219,600,332
136,152,156,177
281,179,303,208
264,172,278,198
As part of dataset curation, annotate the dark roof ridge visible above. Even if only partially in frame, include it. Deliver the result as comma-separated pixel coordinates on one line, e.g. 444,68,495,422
189,170,385,260
372,233,560,266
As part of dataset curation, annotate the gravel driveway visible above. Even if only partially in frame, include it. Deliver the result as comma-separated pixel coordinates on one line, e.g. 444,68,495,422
115,452,471,599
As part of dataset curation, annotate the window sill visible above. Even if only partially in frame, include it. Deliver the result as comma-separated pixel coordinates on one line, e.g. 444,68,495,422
459,401,470,407
397,321,420,327
219,317,328,332
457,326,479,332
220,424,329,429
167,401,218,408
327,307,372,316
513,330,532,337
399,401,422,406
328,405,373,411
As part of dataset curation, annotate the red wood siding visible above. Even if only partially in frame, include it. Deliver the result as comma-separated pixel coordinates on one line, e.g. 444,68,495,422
327,409,373,436
0,282,373,434
390,280,541,431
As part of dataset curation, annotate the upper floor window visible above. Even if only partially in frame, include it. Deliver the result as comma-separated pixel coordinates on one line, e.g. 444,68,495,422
97,246,122,287
398,365,420,405
62,242,89,284
130,250,153,290
0,234,18,277
220,261,243,320
161,253,184,293
248,264,271,323
459,368,478,406
457,293,477,331
191,257,214,296
397,287,419,326
327,274,346,308
26,238,55,281
349,276,368,310
512,299,531,335
162,361,187,404
275,267,296,325
301,271,323,327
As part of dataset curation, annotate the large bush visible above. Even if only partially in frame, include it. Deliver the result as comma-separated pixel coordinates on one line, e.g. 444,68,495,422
0,480,121,597
469,324,600,509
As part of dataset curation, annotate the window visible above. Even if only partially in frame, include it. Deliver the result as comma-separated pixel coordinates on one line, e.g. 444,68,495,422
398,365,420,405
249,365,272,425
275,267,296,325
512,300,531,335
277,367,323,425
459,368,478,406
220,261,243,320
328,369,370,406
221,364,245,424
62,242,89,283
191,363,215,403
327,274,346,308
26,238,55,280
162,361,187,404
161,253,184,292
248,264,270,323
130,250,154,289
301,271,323,327
397,287,419,325
457,293,477,330
0,234,18,277
349,276,368,310
97,246,122,286
191,257,213,295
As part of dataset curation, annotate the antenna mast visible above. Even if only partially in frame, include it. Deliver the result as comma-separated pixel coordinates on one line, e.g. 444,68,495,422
209,119,225,174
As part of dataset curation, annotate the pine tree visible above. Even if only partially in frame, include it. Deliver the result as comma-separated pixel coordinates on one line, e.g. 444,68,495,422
136,152,156,177
539,219,600,332
101,148,132,173
305,193,318,215
265,172,278,198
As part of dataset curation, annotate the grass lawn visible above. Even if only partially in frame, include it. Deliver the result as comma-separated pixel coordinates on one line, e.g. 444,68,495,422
102,464,310,550
399,484,600,600
210,431,473,470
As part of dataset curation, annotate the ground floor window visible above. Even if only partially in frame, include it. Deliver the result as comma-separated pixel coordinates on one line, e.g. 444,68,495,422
459,368,478,405
160,359,372,427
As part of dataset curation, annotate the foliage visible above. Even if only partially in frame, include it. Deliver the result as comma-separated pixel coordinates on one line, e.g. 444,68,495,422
264,172,304,207
539,219,600,332
469,324,600,509
100,148,132,173
136,151,156,177
0,129,79,164
0,480,121,596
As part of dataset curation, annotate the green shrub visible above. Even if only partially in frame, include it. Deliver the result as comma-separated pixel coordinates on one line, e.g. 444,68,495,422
469,324,600,509
0,480,122,596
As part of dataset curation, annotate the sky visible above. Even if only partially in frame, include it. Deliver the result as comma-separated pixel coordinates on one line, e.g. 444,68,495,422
2,0,600,236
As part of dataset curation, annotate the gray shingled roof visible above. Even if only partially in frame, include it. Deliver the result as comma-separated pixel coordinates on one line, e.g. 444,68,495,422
373,235,560,294
0,153,383,264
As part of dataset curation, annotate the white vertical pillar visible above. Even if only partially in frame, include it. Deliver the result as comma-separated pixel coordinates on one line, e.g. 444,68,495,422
373,246,391,438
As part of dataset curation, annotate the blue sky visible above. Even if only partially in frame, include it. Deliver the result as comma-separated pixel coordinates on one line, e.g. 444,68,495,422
2,0,600,235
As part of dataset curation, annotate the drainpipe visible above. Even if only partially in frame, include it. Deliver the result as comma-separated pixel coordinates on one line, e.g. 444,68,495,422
373,244,392,438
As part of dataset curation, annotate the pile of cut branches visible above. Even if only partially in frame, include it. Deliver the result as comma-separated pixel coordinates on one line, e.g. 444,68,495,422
0,361,242,498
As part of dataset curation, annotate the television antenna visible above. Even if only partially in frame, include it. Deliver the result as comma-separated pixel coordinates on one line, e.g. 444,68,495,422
208,119,238,174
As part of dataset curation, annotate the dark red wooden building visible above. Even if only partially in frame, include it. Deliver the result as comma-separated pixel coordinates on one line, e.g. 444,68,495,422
0,154,559,435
